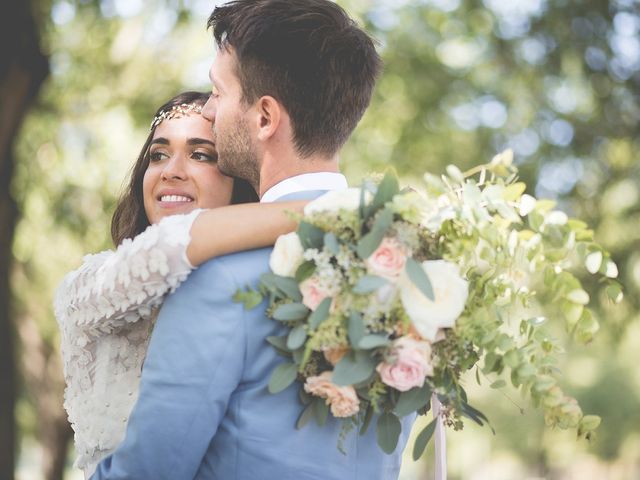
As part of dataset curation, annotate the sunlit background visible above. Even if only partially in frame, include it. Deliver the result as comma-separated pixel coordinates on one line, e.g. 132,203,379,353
2,0,639,479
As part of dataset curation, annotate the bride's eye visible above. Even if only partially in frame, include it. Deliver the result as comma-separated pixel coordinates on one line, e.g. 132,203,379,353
192,151,217,162
149,151,168,162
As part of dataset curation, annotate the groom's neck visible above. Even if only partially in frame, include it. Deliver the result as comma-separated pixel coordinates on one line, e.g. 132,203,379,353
258,152,340,199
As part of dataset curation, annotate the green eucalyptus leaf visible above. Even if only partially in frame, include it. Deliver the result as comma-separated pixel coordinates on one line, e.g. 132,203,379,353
272,275,303,302
272,303,309,321
324,232,340,255
266,335,291,354
353,275,388,294
357,228,385,260
394,383,432,417
405,258,435,301
268,362,298,393
357,208,394,259
259,272,278,291
490,379,506,389
357,334,391,350
412,419,437,461
359,403,374,435
292,346,305,365
296,402,315,429
372,169,400,211
308,297,332,329
332,351,376,386
376,412,402,454
298,221,325,249
295,260,316,283
313,397,329,426
348,312,366,345
287,324,307,350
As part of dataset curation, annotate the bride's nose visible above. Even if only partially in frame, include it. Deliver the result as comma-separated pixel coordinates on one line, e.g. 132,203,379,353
161,154,188,181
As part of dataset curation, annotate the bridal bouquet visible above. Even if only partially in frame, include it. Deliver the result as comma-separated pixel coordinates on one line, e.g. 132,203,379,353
235,150,621,458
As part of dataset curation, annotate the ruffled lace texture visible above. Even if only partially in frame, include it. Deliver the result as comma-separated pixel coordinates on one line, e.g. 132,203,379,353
54,210,201,476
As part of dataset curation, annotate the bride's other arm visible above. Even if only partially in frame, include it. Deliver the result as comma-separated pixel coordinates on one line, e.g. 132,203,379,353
54,201,305,336
187,200,304,266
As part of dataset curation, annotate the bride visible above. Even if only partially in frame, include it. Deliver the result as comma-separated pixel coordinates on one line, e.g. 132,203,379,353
54,91,305,478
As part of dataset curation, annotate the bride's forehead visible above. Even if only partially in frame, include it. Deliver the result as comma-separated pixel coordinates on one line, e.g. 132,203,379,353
152,115,213,140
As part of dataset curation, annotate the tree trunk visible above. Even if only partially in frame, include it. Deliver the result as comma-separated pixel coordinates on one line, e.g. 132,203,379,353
17,316,73,480
0,1,49,479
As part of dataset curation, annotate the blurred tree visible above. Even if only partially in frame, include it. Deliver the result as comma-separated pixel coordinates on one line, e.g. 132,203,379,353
0,1,48,479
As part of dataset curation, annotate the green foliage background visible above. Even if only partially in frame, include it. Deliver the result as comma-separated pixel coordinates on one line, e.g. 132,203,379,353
12,0,640,478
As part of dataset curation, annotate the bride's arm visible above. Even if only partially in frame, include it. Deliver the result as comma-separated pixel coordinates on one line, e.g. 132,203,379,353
187,201,304,266
54,201,305,337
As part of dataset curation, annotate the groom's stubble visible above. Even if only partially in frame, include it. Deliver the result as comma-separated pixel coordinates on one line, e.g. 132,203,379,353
215,114,260,191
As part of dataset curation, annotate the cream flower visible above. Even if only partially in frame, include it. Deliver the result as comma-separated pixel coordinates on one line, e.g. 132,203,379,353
303,188,371,215
399,260,468,341
270,232,304,277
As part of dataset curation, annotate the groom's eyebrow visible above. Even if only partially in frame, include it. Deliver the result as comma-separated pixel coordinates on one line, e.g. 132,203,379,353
187,138,216,147
150,138,169,145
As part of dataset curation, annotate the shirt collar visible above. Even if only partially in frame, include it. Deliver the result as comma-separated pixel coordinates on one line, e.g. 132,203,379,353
260,172,348,203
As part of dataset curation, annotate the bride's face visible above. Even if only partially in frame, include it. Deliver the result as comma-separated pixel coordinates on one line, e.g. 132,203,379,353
143,113,234,224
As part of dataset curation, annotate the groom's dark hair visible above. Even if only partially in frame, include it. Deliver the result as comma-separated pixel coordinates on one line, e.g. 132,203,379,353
208,0,382,158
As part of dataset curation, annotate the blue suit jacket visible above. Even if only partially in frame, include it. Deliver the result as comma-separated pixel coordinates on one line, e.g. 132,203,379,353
92,191,414,479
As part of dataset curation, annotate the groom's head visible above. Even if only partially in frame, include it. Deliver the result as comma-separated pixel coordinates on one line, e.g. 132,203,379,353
203,0,381,184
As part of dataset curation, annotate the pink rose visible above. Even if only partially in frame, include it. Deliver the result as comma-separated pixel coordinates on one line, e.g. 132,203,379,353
304,371,360,418
366,237,407,281
376,337,433,392
300,276,331,311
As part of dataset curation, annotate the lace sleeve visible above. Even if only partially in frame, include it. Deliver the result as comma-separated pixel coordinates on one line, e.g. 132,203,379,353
54,209,202,337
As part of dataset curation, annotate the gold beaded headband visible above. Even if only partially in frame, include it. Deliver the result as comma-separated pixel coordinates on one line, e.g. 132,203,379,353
150,103,203,129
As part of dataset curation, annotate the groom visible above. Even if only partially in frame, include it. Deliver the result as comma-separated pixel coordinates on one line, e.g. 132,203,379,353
92,1,413,478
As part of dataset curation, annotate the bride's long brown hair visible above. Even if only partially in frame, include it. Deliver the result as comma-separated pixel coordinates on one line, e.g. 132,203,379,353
110,91,258,246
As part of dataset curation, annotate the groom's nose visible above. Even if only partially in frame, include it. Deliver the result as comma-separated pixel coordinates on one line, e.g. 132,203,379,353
202,94,216,122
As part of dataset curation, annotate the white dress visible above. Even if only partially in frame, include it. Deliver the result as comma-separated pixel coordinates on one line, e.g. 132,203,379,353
54,209,202,478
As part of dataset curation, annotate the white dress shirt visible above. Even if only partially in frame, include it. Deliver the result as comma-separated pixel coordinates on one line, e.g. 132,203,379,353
260,172,348,203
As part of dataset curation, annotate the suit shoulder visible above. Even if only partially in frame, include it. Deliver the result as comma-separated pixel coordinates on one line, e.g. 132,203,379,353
196,247,272,287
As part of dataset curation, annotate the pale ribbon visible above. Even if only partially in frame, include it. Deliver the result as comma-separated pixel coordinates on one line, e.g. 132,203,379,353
432,394,447,480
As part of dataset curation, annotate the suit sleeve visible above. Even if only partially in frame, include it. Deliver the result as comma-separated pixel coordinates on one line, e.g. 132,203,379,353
91,258,246,480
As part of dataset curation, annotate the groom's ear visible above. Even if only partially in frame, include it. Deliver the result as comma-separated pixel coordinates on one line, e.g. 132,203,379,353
254,95,281,141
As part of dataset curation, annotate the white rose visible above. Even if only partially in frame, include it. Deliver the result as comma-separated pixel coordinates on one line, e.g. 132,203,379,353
269,232,304,277
399,260,468,341
304,188,371,215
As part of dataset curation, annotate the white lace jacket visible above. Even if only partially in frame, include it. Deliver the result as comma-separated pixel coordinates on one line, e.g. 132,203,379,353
54,210,201,478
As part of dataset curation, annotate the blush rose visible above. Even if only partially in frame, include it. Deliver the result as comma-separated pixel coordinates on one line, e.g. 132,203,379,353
304,371,360,417
376,336,433,392
366,237,408,281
